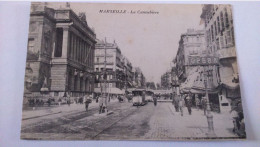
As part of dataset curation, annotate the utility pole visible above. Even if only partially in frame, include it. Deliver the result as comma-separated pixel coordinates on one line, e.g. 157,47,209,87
104,38,107,112
203,65,216,137
125,65,127,94
100,38,108,114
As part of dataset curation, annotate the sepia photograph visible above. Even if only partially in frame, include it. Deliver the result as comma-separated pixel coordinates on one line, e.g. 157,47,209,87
20,2,246,141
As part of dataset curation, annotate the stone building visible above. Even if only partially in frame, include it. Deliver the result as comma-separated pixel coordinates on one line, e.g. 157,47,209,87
94,40,126,94
132,67,146,88
174,28,221,110
175,29,206,82
160,71,172,90
24,2,96,98
123,57,134,89
200,4,240,112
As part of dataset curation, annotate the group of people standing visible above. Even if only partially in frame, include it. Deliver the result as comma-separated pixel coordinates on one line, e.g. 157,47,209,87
171,92,208,116
61,92,93,112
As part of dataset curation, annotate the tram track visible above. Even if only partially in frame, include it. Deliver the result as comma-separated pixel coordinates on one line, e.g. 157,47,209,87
90,105,141,139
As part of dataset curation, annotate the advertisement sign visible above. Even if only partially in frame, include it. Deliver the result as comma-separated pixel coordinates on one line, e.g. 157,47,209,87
188,56,219,66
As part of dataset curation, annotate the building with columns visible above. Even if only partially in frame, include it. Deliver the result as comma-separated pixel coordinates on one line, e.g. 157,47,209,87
24,2,96,98
200,4,240,112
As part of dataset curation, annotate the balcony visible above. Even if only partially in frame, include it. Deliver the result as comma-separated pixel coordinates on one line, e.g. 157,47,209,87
217,47,236,60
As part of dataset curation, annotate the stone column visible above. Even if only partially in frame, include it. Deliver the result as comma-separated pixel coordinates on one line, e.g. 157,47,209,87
81,40,83,63
82,76,86,92
71,73,75,91
70,34,74,60
85,79,88,92
84,42,86,64
61,27,69,58
75,37,78,62
77,75,80,91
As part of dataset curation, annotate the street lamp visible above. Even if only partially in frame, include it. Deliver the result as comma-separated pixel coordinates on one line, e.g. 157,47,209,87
203,66,216,137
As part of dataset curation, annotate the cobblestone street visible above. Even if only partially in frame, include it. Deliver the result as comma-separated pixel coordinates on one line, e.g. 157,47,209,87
21,101,237,140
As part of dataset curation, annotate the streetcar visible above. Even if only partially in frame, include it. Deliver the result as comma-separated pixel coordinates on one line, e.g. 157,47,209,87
132,89,147,106
146,90,154,102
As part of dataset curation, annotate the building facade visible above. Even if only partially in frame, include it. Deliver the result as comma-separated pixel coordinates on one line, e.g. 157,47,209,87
200,4,240,112
160,70,172,90
175,29,206,83
94,40,128,94
132,67,146,88
174,28,221,110
123,57,134,89
24,3,96,98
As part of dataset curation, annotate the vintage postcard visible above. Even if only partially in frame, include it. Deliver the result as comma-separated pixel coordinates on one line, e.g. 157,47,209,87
21,2,246,140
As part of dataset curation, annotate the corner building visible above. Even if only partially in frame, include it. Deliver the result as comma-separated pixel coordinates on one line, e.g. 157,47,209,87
25,3,96,98
200,4,240,112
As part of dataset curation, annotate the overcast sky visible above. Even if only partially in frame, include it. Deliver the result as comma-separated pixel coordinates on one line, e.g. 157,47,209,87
49,3,203,84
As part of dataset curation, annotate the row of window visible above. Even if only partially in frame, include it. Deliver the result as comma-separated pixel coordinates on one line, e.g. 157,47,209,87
68,31,94,67
206,7,235,52
207,7,232,43
184,35,202,43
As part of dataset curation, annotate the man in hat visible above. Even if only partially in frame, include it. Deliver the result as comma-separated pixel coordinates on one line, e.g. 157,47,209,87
84,94,91,112
201,96,207,115
179,94,184,116
172,92,179,112
195,94,200,110
153,94,157,106
186,93,192,115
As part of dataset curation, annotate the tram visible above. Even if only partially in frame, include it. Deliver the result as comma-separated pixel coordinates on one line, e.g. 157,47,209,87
132,89,147,106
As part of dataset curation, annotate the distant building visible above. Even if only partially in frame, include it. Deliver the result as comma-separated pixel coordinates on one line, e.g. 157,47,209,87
201,4,239,112
175,29,206,82
122,57,134,89
132,67,146,88
94,40,128,94
24,3,96,98
160,71,172,90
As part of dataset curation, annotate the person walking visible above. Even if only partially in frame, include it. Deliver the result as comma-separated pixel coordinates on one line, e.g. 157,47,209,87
179,94,185,116
195,94,200,110
47,97,51,107
96,95,99,103
99,94,105,114
58,97,62,106
153,95,157,106
186,94,192,115
67,93,71,107
84,94,91,112
201,96,207,115
172,92,179,112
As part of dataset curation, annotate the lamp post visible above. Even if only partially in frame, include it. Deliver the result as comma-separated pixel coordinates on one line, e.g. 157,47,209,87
124,65,127,94
101,37,108,114
203,66,216,137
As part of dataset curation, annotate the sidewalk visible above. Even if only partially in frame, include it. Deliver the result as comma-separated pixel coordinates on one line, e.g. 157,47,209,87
145,103,236,139
22,98,119,120
171,105,236,138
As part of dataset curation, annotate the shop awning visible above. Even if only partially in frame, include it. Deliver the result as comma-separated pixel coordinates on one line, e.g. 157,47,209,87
222,81,239,90
180,66,219,94
221,74,240,90
190,88,219,94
